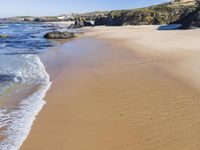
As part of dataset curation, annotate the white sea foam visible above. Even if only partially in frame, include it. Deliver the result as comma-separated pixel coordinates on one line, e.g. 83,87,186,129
0,25,8,29
0,54,51,150
0,43,6,48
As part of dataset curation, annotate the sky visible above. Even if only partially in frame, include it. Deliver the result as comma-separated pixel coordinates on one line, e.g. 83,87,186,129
0,0,171,17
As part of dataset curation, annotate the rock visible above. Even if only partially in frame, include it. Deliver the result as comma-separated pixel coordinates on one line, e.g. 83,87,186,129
68,24,75,29
44,31,75,39
70,17,93,28
0,35,12,38
178,9,200,29
83,20,93,26
74,18,85,28
94,16,109,26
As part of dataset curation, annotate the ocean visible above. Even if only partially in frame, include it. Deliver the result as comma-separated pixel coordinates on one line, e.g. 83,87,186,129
0,23,64,150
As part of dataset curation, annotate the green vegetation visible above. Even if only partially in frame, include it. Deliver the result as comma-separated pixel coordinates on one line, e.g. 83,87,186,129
93,2,197,26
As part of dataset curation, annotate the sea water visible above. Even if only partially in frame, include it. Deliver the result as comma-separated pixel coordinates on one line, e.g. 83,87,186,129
0,23,64,150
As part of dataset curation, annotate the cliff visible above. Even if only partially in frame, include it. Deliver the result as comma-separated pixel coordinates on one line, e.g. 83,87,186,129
94,2,196,26
177,4,200,29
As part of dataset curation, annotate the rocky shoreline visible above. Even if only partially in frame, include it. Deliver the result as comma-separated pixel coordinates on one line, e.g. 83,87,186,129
68,0,200,29
1,0,200,32
42,0,200,41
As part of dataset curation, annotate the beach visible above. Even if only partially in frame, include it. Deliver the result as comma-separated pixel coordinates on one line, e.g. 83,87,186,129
20,26,200,150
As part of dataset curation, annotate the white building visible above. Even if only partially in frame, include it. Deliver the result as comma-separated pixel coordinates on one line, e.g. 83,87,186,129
57,15,74,20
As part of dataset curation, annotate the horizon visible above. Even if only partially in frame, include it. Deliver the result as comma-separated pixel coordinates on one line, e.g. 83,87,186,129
1,0,170,18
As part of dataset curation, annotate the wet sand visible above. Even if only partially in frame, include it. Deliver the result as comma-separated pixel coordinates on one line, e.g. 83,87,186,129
20,26,200,150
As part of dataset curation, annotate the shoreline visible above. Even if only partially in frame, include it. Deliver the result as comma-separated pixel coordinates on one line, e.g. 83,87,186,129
20,26,200,150
0,54,51,150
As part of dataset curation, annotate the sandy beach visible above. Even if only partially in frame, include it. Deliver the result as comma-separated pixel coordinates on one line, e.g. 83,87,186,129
20,26,200,150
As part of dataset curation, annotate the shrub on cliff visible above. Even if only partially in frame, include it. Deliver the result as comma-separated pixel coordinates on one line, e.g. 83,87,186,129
94,3,196,26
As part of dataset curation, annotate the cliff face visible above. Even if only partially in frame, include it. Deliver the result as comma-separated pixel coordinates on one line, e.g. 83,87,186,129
178,6,200,29
94,3,196,26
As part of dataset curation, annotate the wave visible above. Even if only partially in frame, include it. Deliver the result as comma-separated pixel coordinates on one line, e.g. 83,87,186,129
0,43,7,48
0,23,62,150
0,55,51,150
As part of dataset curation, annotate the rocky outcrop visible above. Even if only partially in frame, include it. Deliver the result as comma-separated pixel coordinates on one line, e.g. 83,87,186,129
0,35,12,38
44,31,75,39
70,17,93,28
94,16,109,26
94,3,196,26
178,8,200,29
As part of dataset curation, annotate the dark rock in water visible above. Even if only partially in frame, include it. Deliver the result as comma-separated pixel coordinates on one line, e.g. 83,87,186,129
0,35,13,38
0,74,22,83
68,24,75,29
70,17,93,28
44,31,75,39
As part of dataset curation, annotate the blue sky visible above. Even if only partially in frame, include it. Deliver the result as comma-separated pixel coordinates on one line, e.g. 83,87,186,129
1,0,170,17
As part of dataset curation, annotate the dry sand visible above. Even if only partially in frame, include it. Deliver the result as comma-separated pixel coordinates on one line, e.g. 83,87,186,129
20,26,200,150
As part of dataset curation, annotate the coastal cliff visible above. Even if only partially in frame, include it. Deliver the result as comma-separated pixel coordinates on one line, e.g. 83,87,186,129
177,1,200,29
93,2,196,26
1,0,199,29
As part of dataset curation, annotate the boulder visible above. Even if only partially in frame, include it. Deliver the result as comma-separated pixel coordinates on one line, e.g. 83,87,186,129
0,35,12,38
70,17,93,28
44,31,75,39
74,18,85,28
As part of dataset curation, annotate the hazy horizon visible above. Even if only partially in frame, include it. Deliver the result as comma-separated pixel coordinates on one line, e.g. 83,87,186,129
1,0,170,18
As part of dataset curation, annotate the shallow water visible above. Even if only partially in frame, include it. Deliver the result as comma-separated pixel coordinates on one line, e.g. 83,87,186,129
0,23,67,150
